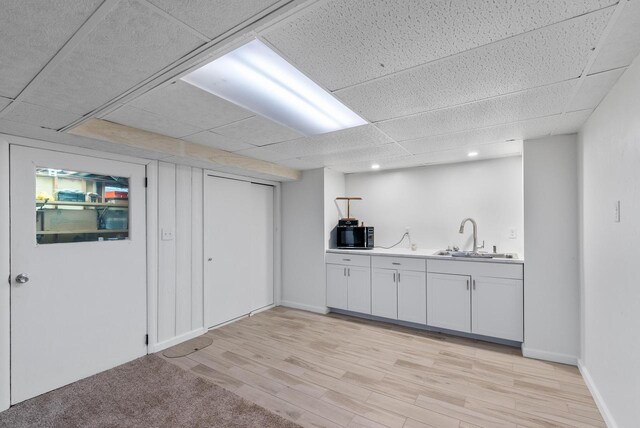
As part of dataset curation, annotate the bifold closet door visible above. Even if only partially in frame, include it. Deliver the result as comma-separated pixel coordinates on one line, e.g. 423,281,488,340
204,175,274,328
250,183,274,311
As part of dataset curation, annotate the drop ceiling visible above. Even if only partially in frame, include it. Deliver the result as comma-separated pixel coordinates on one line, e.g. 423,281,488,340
0,0,639,176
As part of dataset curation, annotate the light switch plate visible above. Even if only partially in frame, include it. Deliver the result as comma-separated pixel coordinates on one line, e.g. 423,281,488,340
161,228,174,241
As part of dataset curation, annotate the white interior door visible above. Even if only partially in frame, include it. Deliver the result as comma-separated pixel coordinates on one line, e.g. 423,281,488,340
204,175,275,328
10,146,147,404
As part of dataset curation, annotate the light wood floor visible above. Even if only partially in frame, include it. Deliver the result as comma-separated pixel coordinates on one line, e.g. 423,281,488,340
162,307,604,428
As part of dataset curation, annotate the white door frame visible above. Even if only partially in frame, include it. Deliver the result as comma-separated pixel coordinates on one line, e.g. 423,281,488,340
203,170,283,318
0,133,155,411
0,137,10,412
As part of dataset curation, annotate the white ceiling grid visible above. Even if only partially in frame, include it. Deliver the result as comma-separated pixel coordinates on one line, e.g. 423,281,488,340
0,0,638,175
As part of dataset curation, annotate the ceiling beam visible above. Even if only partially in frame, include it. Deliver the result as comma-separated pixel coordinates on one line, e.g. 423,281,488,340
68,118,301,181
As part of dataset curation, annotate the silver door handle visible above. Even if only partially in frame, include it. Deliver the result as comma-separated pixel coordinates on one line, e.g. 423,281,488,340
393,272,396,282
15,273,29,284
473,279,476,290
398,272,401,282
466,279,469,290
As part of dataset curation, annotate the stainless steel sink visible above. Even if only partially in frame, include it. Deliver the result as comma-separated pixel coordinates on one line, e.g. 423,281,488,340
433,250,516,259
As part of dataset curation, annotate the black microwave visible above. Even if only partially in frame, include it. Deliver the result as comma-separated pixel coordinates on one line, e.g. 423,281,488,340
337,226,374,249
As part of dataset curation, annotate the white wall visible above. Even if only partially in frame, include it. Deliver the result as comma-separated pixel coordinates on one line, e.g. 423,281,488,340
154,162,205,350
281,169,327,313
522,135,580,365
345,157,524,255
577,56,640,428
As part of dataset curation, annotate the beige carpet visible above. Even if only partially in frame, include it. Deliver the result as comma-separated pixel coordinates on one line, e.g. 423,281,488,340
0,354,301,428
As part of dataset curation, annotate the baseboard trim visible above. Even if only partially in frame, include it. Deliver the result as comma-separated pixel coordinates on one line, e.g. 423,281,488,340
521,347,578,365
578,359,617,428
150,327,207,353
279,301,329,314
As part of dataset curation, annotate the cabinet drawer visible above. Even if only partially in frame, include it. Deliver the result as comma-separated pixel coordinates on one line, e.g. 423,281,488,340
325,253,371,267
372,256,425,272
427,259,522,280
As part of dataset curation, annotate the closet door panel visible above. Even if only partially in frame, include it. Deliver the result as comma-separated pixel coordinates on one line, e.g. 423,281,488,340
250,183,274,311
204,176,252,327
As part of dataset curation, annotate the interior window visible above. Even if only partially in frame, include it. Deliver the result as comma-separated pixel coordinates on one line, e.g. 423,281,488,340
35,168,129,244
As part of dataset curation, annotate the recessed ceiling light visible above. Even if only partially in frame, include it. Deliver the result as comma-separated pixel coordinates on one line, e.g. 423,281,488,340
371,164,380,170
181,39,367,136
468,151,479,157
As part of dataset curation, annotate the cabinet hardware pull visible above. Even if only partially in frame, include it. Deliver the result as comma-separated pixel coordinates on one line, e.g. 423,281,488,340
344,267,346,276
348,268,350,277
393,272,396,282
398,273,401,282
343,258,351,261
466,279,469,290
473,279,476,290
392,262,401,265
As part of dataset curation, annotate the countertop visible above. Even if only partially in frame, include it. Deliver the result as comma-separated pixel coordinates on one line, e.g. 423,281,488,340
326,247,524,264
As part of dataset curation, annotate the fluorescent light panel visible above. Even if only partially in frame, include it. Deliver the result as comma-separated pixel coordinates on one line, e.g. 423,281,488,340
181,39,367,136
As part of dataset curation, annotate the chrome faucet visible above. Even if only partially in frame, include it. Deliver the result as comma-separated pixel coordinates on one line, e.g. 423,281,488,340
459,218,479,254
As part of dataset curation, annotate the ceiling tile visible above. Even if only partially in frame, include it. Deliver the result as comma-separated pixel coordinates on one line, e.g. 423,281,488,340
377,80,575,141
568,68,625,112
104,105,202,138
0,0,102,98
212,115,302,146
263,0,615,90
590,0,640,74
411,141,523,166
24,0,203,115
182,130,254,152
552,109,594,135
300,143,408,166
398,115,560,155
149,0,280,39
266,125,392,157
2,102,82,130
335,8,613,122
330,156,423,174
130,81,253,129
233,146,294,162
0,98,11,111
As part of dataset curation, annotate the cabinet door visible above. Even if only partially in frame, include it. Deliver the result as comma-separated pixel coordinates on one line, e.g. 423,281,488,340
326,264,348,310
398,270,426,324
472,276,523,341
427,273,471,333
347,266,371,314
371,268,397,319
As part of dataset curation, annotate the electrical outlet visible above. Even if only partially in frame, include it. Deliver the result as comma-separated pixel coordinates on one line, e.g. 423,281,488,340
161,228,174,241
614,200,621,223
508,228,517,239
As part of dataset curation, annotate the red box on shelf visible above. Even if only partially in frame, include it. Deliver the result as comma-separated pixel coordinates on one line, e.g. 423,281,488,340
105,191,128,200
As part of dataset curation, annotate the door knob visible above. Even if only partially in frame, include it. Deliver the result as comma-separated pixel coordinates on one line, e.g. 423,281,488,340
15,273,29,284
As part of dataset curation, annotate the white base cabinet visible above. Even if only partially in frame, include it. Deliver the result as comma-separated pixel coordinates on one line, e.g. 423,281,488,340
326,264,348,310
427,273,471,332
347,266,371,314
427,259,523,342
327,252,523,343
371,257,427,324
371,268,397,319
397,270,427,324
326,253,371,314
472,276,523,341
